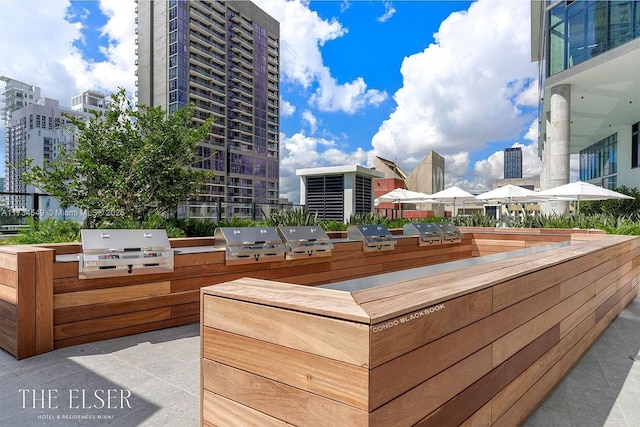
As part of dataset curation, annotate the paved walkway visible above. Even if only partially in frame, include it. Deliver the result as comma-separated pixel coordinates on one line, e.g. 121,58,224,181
1,294,639,427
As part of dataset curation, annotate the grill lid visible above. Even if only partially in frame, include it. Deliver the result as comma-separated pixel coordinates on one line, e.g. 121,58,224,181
277,226,334,259
214,227,285,265
434,223,463,244
79,229,174,279
403,223,443,246
347,224,397,252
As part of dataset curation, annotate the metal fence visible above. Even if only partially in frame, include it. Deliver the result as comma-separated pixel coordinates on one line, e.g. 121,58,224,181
0,192,302,224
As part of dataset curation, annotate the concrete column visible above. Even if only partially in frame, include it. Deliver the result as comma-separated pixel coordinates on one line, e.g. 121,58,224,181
542,84,571,214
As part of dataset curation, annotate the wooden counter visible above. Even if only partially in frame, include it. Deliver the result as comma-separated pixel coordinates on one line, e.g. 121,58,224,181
200,232,639,426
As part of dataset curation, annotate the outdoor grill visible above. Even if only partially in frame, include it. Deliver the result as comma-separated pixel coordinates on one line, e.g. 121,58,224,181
434,222,463,244
214,226,285,265
347,224,397,253
277,225,334,260
403,223,443,246
79,229,174,279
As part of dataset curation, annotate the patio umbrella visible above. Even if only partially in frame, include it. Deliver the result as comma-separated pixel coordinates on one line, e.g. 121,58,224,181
427,186,476,215
476,185,547,204
537,181,634,213
374,188,434,206
476,185,547,221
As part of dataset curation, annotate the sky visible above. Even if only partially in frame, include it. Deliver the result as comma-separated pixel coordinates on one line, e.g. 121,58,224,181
0,0,577,204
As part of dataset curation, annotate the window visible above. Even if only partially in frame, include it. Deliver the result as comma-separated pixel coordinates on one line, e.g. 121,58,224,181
580,133,617,180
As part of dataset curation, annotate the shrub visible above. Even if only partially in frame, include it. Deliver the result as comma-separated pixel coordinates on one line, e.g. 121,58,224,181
3,218,81,244
260,208,320,226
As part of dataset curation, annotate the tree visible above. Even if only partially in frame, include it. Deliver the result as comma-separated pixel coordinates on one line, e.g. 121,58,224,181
20,89,215,227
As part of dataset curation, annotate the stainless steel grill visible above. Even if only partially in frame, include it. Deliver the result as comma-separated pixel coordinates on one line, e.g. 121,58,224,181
214,227,285,265
434,223,463,244
277,226,334,260
79,229,174,279
403,223,443,246
347,224,397,252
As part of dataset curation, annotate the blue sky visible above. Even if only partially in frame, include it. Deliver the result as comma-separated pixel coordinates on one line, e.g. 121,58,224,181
0,0,556,203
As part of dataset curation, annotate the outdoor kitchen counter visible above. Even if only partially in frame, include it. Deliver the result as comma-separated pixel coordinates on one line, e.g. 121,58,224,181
200,233,640,426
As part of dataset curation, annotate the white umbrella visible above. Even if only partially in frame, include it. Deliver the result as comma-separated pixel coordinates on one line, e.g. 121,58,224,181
374,188,433,206
476,184,547,203
537,181,634,213
427,186,476,215
476,184,547,221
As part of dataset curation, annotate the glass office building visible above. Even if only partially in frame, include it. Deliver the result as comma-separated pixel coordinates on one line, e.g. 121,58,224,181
531,0,640,200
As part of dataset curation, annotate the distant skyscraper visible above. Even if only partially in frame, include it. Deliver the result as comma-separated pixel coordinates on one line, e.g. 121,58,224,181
136,0,280,218
504,147,523,179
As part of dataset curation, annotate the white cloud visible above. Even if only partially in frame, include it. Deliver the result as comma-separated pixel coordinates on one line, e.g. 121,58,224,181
278,132,368,203
377,1,397,23
0,0,136,104
371,0,538,182
302,110,318,134
280,99,296,117
255,0,386,114
310,72,387,114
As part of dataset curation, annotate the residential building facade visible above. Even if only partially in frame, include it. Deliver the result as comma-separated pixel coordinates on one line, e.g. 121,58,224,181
531,0,640,212
504,147,523,179
1,80,109,218
136,0,280,219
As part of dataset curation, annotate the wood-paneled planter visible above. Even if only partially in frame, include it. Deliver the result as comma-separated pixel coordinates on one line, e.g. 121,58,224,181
0,227,608,360
200,231,639,426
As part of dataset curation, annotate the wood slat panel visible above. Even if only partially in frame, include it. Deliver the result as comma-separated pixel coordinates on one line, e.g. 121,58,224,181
16,251,36,359
492,283,594,367
171,301,199,319
0,299,17,320
0,251,18,271
0,283,16,304
202,277,370,323
54,315,199,349
460,402,492,427
202,390,291,427
53,261,79,279
416,325,560,427
490,312,595,424
369,345,493,427
202,359,368,426
492,244,620,311
369,285,561,409
54,281,171,309
0,330,17,356
35,250,54,355
355,245,587,318
202,295,369,367
0,315,16,339
492,301,619,427
369,289,492,367
54,307,172,340
203,327,369,409
54,290,199,324
0,268,16,287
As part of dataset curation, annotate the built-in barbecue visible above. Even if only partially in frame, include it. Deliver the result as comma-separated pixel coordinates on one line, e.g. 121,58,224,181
214,226,285,265
79,229,174,279
277,225,334,260
347,224,397,252
434,222,463,244
403,222,444,246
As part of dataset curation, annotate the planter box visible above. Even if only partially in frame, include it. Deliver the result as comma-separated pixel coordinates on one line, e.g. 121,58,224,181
200,230,639,426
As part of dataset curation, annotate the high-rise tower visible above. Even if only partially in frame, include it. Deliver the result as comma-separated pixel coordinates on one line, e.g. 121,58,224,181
136,1,280,218
504,147,523,179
